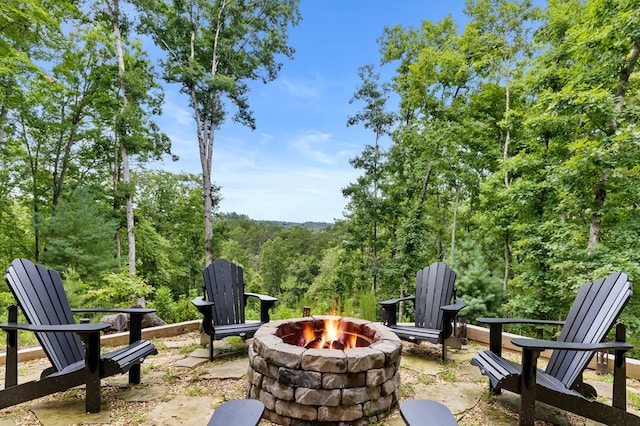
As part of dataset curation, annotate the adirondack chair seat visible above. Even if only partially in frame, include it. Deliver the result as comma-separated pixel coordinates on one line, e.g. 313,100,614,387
400,399,458,425
193,259,277,361
472,347,588,397
1,258,158,413
101,339,158,376
471,272,639,426
192,295,276,338
207,399,265,426
382,299,466,342
41,337,157,378
380,262,465,361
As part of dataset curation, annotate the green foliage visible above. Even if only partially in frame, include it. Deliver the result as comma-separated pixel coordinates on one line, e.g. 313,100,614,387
260,237,287,295
81,268,154,308
42,188,118,280
358,290,378,321
151,286,199,324
452,239,504,323
2,1,640,368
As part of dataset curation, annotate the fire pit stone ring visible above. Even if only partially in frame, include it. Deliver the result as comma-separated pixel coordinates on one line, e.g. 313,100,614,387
247,316,402,425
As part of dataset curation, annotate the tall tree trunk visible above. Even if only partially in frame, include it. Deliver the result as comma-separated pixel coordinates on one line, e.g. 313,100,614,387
415,165,432,218
450,184,460,264
588,42,639,254
195,3,227,266
191,83,219,267
503,233,510,292
371,134,380,293
503,78,511,189
109,0,135,275
0,103,6,142
123,145,135,275
113,142,121,264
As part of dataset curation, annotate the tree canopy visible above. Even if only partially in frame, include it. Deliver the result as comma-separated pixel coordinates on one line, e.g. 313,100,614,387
1,0,640,356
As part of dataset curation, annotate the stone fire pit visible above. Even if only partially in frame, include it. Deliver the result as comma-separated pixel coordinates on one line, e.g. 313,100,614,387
246,316,402,425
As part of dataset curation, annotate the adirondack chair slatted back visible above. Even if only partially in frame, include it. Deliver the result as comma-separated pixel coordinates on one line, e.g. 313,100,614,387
203,259,246,326
5,258,85,372
546,272,632,389
415,262,456,330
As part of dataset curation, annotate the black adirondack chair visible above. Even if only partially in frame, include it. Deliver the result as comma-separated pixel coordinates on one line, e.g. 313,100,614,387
207,399,265,426
400,399,458,425
0,258,158,413
379,262,465,361
192,259,277,361
471,272,638,426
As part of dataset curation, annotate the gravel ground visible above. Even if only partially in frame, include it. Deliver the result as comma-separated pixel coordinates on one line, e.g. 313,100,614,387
2,332,639,425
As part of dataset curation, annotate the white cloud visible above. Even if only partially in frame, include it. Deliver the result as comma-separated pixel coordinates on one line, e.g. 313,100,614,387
280,77,320,99
291,131,341,165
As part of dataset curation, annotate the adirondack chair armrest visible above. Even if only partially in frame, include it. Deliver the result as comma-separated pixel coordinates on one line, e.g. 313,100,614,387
512,334,633,411
440,300,466,338
192,296,214,310
71,308,156,315
71,307,156,343
441,299,466,313
379,295,415,306
192,296,215,336
0,321,110,333
244,293,278,323
244,292,278,303
379,296,415,327
477,317,565,326
511,338,633,352
477,317,565,356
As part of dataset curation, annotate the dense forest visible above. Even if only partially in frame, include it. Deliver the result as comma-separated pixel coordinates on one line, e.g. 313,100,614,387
2,0,640,357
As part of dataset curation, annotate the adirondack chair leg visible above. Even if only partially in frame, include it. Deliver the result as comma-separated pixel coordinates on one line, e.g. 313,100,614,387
519,347,540,426
381,303,398,327
489,323,503,357
441,340,447,362
613,324,627,410
209,332,215,361
259,300,276,323
5,305,18,387
128,312,144,384
82,331,102,413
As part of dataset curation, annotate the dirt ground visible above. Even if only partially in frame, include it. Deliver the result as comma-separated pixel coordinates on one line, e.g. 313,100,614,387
1,331,639,425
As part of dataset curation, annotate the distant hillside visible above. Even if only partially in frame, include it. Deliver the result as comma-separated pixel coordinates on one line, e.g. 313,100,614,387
216,212,333,231
258,220,332,231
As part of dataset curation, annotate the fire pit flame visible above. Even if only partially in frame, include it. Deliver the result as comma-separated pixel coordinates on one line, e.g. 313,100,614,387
298,317,359,349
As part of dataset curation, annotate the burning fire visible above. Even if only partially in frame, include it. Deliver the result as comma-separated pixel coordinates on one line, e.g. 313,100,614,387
298,318,359,350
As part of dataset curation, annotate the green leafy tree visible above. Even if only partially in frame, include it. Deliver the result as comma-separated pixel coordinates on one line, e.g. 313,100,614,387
452,238,504,322
135,170,209,294
41,188,118,280
377,14,483,299
136,0,301,265
344,64,396,293
95,0,171,275
11,25,119,260
1,0,80,142
259,236,287,296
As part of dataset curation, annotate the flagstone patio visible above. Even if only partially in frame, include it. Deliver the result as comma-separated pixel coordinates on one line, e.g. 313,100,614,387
1,330,639,425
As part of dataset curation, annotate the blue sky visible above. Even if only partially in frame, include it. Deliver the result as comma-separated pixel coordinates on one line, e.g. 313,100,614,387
150,1,468,223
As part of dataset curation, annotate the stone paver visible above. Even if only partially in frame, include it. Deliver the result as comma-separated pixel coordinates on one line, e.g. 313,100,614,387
175,355,208,368
411,380,484,416
30,399,111,426
4,331,640,425
143,395,223,425
200,357,249,379
118,384,170,403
